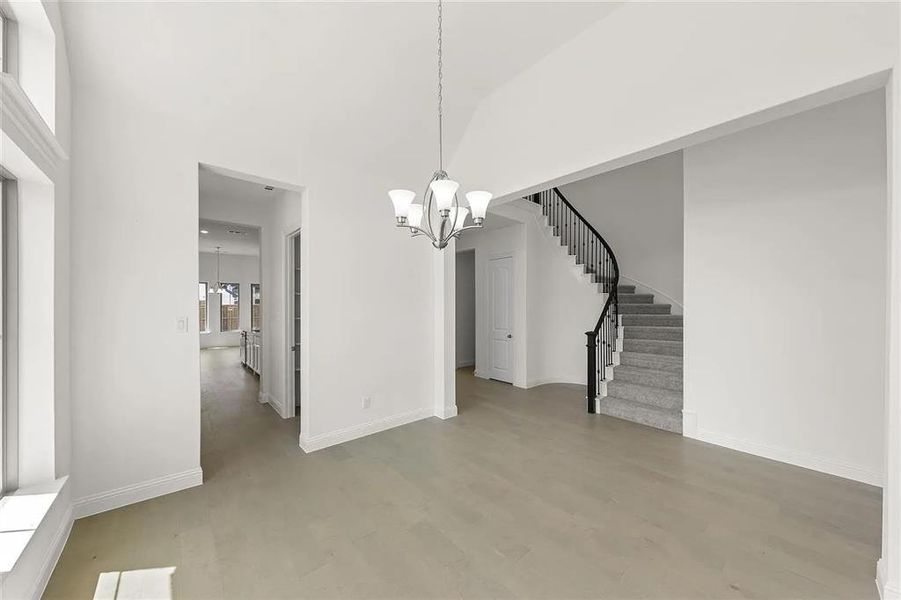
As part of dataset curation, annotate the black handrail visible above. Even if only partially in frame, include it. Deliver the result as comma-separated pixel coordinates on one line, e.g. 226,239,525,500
528,188,620,412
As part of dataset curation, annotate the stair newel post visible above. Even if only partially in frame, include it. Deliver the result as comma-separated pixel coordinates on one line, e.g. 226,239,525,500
586,331,598,413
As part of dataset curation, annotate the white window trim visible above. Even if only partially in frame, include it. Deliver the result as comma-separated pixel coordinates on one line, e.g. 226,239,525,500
0,74,66,177
199,281,210,334
2,174,19,495
0,4,20,80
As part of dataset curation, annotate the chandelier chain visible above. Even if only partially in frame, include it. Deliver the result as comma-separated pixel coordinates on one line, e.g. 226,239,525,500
437,0,443,172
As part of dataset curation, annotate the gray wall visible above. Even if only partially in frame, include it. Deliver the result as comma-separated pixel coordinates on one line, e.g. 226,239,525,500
560,151,684,306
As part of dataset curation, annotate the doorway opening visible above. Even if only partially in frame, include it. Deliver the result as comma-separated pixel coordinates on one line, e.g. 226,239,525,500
197,165,303,459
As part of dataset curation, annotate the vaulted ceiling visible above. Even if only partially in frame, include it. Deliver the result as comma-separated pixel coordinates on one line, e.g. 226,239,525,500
60,2,621,175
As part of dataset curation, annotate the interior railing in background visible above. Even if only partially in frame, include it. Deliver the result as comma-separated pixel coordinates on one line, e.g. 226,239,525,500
528,188,620,412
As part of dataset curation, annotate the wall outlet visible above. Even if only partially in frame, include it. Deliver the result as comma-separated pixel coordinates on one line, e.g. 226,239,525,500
176,316,189,333
361,396,371,409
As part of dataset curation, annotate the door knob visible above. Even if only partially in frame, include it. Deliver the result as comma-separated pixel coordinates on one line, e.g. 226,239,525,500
507,334,513,339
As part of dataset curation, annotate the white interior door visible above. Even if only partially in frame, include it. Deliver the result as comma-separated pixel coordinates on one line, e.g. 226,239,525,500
488,255,514,383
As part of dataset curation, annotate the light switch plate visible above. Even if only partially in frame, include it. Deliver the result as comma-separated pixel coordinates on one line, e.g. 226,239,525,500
176,316,189,333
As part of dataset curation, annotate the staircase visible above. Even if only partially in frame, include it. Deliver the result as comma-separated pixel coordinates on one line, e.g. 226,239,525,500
528,187,683,434
601,284,683,433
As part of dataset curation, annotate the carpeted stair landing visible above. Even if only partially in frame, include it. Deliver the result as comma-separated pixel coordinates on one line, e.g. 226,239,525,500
600,284,683,434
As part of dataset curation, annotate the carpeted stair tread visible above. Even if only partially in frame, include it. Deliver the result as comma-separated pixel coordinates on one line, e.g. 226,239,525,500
619,303,672,315
613,365,683,391
599,396,682,434
617,284,636,294
623,326,683,342
606,380,681,410
621,314,683,327
618,351,683,372
623,338,683,356
618,293,654,304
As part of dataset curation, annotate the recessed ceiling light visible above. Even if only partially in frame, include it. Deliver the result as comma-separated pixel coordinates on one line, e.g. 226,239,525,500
200,229,209,234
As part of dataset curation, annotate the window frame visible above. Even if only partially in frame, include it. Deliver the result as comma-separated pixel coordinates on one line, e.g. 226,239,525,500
198,281,209,334
1,173,19,495
0,4,19,79
251,283,261,332
219,282,240,332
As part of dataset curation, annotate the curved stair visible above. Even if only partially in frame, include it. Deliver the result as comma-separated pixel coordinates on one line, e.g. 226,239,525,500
600,284,683,433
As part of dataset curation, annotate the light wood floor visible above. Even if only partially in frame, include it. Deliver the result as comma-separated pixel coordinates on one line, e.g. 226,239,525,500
45,347,881,599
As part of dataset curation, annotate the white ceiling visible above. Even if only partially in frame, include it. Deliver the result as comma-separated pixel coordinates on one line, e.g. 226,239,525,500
199,219,261,257
61,2,622,174
199,166,287,206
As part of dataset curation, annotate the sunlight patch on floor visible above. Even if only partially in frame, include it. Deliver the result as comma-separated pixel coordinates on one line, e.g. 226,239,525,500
94,567,176,600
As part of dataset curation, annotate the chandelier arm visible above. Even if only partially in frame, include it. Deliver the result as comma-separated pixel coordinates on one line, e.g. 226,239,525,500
406,224,438,243
423,171,442,241
451,224,485,237
424,191,436,241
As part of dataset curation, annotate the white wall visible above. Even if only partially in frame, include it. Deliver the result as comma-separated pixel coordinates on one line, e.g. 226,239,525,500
450,2,897,200
683,90,887,486
560,152,683,307
454,251,475,368
520,203,606,387
880,32,901,597
67,84,435,505
456,201,603,388
198,252,260,348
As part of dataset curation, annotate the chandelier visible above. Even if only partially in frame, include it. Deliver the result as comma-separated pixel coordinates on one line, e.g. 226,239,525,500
388,0,492,249
209,246,224,295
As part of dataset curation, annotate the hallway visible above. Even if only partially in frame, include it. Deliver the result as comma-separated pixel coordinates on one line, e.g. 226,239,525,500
46,366,881,598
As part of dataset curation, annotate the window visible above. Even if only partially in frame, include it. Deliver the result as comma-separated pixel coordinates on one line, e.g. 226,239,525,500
198,282,208,333
220,283,240,332
251,284,261,331
0,6,18,78
1,174,18,494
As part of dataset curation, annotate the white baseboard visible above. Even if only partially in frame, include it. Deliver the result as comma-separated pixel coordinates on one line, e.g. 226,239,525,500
525,376,584,388
690,427,882,487
473,370,490,380
682,410,698,437
299,407,431,453
260,391,289,419
435,404,458,419
27,504,73,600
456,359,475,369
878,558,901,599
73,467,204,519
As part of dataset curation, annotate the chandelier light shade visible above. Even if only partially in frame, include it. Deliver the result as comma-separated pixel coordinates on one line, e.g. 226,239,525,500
465,191,492,224
389,189,416,223
429,179,459,213
388,0,492,250
408,204,424,229
448,207,468,233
